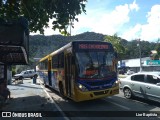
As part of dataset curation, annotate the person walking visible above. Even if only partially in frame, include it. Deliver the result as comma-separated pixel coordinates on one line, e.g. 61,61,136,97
33,75,37,84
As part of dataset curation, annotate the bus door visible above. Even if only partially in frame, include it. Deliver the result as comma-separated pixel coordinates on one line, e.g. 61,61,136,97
65,53,72,97
48,60,52,86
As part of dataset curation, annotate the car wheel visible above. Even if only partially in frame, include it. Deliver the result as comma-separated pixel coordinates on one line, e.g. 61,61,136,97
124,88,132,99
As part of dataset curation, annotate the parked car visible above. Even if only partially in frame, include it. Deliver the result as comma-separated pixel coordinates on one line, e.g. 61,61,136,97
126,69,135,75
13,70,38,80
120,72,160,102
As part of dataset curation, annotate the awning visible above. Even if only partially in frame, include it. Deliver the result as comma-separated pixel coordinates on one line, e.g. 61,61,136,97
0,45,28,65
0,18,29,65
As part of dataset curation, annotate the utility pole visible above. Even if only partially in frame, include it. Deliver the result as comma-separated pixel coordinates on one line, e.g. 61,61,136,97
69,15,73,36
137,39,142,72
69,21,72,36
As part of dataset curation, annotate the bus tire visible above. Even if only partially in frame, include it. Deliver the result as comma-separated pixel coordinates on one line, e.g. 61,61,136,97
43,81,47,88
44,83,48,88
59,82,64,97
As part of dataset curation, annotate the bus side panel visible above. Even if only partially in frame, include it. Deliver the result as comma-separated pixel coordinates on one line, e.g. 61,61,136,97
48,60,52,86
50,69,58,90
50,69,65,91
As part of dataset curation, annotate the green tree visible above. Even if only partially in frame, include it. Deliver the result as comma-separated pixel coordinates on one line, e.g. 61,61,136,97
104,33,126,60
0,0,86,35
155,38,160,59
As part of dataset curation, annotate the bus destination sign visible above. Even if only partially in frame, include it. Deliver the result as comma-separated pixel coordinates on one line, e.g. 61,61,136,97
79,44,109,49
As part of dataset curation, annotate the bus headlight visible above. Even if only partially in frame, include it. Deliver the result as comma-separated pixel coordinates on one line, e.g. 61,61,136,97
112,80,119,87
77,83,88,92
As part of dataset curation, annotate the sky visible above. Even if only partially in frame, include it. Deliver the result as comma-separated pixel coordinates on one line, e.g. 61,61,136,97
31,0,160,42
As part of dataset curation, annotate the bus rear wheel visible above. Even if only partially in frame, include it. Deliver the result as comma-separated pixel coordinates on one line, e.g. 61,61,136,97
59,82,64,97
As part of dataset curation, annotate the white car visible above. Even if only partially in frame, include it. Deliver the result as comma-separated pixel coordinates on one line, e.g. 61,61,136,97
120,72,160,102
13,70,38,80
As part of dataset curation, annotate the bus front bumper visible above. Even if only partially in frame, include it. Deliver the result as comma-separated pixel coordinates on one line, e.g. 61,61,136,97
73,85,119,102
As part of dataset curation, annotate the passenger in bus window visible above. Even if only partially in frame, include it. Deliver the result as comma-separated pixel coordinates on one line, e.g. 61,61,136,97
84,63,98,77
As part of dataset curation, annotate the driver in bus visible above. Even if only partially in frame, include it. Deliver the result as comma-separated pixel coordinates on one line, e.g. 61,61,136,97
84,63,98,76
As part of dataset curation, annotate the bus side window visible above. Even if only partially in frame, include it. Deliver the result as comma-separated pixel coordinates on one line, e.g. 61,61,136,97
58,53,64,68
52,55,58,68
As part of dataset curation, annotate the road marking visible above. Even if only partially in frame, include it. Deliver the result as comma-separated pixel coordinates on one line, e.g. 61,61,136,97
103,99,130,110
38,79,70,120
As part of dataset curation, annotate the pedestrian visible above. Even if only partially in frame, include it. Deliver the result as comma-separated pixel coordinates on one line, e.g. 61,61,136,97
33,75,37,84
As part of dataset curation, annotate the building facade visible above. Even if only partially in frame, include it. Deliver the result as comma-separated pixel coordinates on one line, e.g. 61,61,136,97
118,57,160,73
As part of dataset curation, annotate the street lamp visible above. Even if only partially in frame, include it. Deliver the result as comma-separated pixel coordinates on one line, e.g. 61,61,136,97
137,39,142,72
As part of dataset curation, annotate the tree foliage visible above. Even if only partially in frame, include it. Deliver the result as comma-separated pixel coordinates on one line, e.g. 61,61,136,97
155,38,160,59
104,33,126,60
0,0,87,35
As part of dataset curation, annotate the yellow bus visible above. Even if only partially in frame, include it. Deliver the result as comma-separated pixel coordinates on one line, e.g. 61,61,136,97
37,41,119,102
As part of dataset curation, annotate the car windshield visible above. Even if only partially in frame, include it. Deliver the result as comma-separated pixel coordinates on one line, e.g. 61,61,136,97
76,51,116,79
20,71,25,74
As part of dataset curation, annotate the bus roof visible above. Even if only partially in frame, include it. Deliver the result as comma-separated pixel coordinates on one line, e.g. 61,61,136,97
40,40,113,60
50,42,72,56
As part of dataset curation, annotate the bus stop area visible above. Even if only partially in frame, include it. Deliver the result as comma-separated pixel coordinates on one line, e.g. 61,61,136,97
0,78,66,120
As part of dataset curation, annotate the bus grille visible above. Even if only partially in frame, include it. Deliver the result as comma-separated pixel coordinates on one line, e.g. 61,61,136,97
93,90,109,96
86,79,112,86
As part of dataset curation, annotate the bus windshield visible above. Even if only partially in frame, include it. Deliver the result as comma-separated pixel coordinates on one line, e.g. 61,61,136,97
76,51,116,79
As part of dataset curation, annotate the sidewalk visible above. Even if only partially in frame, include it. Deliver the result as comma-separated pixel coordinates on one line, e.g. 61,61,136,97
0,78,66,120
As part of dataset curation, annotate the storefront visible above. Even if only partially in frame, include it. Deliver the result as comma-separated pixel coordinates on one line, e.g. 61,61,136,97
118,57,160,73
